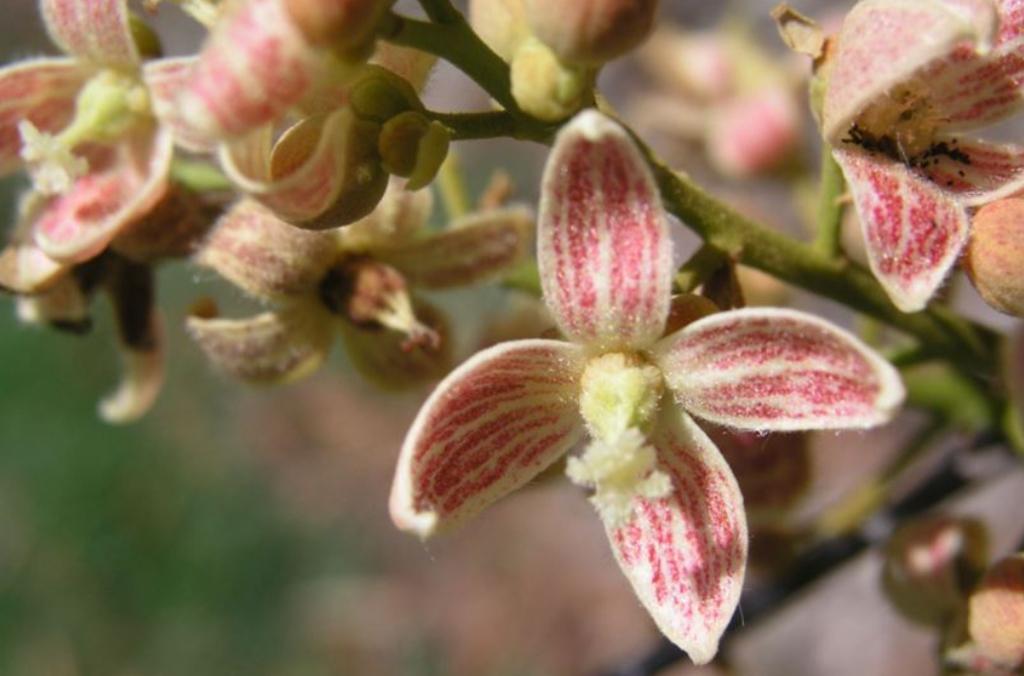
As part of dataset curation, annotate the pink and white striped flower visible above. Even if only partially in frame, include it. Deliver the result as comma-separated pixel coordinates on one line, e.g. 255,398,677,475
390,110,905,663
824,0,1024,312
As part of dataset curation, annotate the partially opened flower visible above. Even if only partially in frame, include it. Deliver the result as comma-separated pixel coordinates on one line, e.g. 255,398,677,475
188,180,533,388
389,110,904,663
823,0,1024,311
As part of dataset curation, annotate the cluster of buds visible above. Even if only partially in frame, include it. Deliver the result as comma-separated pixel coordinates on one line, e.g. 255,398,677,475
880,514,1024,673
469,0,659,120
632,19,804,178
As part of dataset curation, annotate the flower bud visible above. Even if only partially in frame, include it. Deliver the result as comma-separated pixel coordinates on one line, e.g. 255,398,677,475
510,39,591,121
348,65,423,123
522,0,658,65
469,0,530,62
378,111,450,189
706,87,801,178
964,198,1024,317
968,554,1024,670
882,515,989,627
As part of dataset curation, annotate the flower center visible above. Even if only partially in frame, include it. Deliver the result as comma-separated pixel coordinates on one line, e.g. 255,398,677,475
842,81,947,165
569,352,671,526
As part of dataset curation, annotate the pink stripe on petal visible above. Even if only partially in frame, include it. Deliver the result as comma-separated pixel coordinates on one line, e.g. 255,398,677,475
375,207,534,289
996,0,1024,45
919,137,1024,205
928,37,1024,131
40,0,139,68
654,308,905,432
834,148,969,312
822,0,987,143
390,339,585,537
178,0,320,139
607,405,746,665
142,58,219,154
538,110,672,351
35,127,174,262
0,58,87,176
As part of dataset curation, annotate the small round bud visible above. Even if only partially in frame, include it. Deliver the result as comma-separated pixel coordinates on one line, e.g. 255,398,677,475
522,0,658,65
964,198,1024,317
968,554,1024,669
378,111,451,189
348,65,423,123
882,515,989,627
510,40,591,121
469,0,530,62
707,88,801,178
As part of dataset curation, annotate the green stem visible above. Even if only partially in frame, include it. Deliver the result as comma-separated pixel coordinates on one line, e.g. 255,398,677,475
815,145,846,258
415,0,461,24
437,151,471,220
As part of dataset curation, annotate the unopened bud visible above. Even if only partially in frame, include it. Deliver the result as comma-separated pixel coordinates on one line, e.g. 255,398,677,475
379,111,450,189
707,88,801,178
964,198,1024,317
662,293,719,336
469,0,530,62
882,515,989,627
348,65,423,123
522,0,658,65
968,554,1024,670
510,40,591,121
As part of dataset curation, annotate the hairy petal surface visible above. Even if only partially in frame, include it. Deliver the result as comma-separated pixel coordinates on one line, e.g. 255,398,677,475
918,137,1024,204
186,302,334,384
822,0,990,143
196,200,337,301
339,179,433,248
0,58,87,176
0,197,67,293
390,339,586,537
142,58,218,153
40,0,139,68
178,0,321,138
654,308,905,431
834,148,970,312
538,110,672,351
607,404,746,665
375,208,533,289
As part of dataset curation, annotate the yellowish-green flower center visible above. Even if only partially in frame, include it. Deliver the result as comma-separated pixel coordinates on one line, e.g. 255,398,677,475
848,81,945,162
579,351,663,442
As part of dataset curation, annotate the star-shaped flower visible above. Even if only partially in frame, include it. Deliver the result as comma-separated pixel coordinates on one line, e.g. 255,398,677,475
389,110,904,663
187,180,533,388
823,0,1024,311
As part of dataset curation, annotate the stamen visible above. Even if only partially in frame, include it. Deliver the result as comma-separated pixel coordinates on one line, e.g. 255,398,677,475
18,120,88,195
567,427,672,528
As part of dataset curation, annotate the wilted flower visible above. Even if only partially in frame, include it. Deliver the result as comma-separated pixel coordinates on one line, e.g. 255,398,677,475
389,110,904,663
823,0,1024,312
188,181,533,387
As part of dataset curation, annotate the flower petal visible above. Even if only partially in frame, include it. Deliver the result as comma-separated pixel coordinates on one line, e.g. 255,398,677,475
186,301,334,384
34,126,174,263
995,0,1024,45
822,0,991,143
918,137,1024,205
0,194,68,293
0,58,87,176
606,404,746,665
142,57,219,154
14,270,90,330
374,207,533,289
389,339,586,537
100,313,164,424
339,296,453,389
177,0,321,139
834,148,970,312
654,307,905,431
196,199,338,301
926,35,1024,131
40,0,139,68
338,178,433,248
220,108,386,228
538,109,672,351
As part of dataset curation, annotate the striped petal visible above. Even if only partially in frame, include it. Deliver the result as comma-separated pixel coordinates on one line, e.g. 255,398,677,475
339,297,453,389
834,148,970,312
919,137,1024,205
607,404,746,665
220,109,386,228
389,339,586,537
142,58,218,154
40,0,139,68
538,110,672,351
177,0,321,139
0,194,68,293
374,208,533,289
654,308,905,432
822,0,992,143
34,126,174,263
996,0,1024,45
925,36,1024,131
186,302,334,384
0,58,87,176
196,199,338,301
